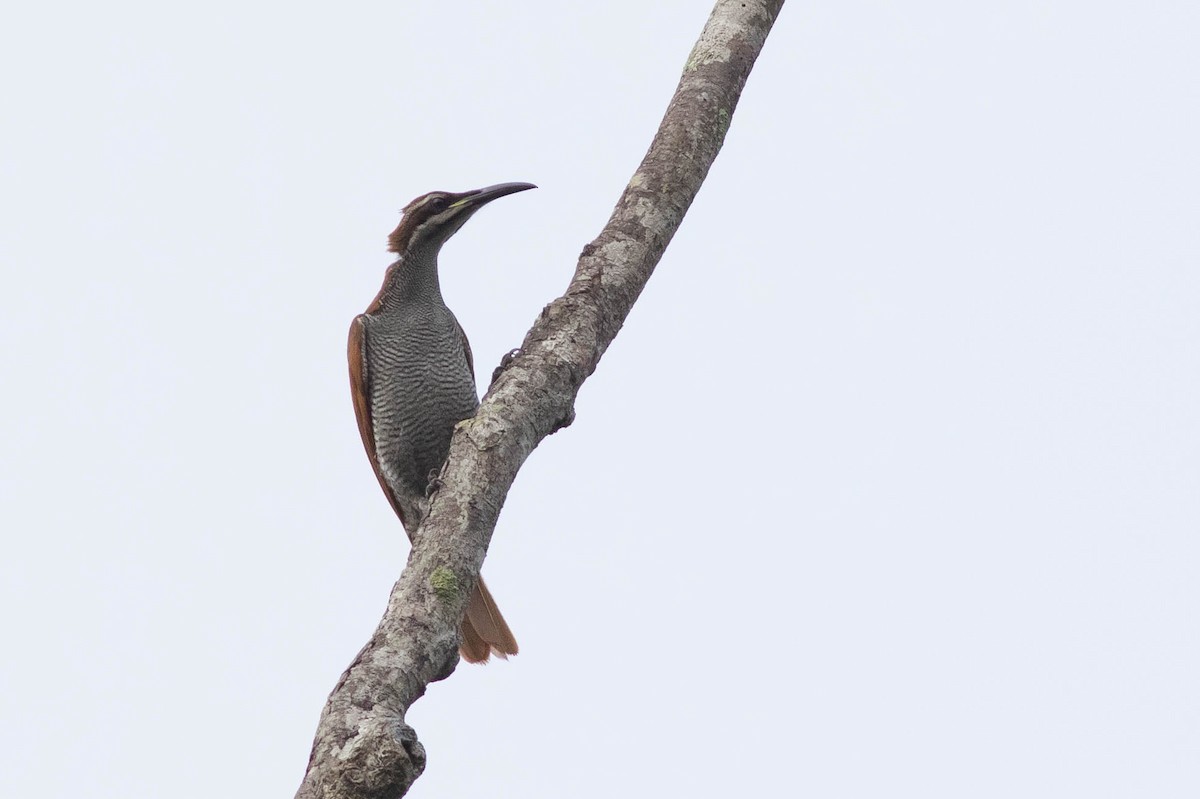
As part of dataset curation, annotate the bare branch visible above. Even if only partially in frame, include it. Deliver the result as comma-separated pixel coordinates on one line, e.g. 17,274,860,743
296,2,786,796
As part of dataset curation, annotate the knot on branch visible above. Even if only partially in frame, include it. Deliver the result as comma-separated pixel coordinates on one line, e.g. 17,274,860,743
330,719,426,798
457,415,506,451
550,406,576,434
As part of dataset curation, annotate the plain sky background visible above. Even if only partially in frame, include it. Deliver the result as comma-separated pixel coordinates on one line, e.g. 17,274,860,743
2,1,1197,796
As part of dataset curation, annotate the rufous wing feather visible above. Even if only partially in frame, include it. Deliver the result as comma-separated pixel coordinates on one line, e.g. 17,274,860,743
348,315,408,528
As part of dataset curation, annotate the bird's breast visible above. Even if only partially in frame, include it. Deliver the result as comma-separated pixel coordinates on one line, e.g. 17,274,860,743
363,308,478,503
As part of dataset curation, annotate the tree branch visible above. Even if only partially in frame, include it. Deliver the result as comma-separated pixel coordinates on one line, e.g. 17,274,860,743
296,2,786,796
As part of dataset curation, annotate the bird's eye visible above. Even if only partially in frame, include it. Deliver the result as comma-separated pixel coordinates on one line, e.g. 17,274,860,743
428,196,449,212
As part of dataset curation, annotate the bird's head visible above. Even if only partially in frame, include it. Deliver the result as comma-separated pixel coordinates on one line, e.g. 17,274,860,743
387,182,537,255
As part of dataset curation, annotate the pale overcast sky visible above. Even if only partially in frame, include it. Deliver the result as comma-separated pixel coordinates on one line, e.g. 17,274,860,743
2,2,1198,797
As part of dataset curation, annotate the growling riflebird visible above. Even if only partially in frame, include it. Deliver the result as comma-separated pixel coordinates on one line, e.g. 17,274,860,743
348,182,536,663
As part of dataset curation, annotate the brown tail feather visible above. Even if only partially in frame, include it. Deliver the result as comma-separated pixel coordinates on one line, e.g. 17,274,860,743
458,616,492,663
458,575,518,664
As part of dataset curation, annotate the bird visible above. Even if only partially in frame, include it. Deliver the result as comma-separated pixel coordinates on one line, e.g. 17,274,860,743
348,182,536,663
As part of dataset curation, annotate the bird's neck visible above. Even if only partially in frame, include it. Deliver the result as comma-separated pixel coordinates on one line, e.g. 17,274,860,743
380,247,445,309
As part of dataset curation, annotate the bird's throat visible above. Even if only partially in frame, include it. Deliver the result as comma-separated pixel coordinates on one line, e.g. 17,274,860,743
381,250,444,309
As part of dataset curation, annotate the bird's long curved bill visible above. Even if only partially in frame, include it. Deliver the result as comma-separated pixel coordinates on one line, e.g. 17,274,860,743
451,182,538,208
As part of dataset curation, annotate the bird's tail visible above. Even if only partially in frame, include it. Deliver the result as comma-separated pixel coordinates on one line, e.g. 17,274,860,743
459,574,519,664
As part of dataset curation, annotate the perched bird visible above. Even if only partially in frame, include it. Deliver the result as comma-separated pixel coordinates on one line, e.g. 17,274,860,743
348,182,535,663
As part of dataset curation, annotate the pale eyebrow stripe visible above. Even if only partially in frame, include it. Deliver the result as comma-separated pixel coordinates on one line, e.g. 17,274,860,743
406,194,447,215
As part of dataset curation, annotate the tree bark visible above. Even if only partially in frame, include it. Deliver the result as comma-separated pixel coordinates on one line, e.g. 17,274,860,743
295,2,786,796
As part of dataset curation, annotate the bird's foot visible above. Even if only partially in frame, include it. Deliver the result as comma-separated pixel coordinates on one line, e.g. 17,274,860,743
425,470,443,498
490,348,522,387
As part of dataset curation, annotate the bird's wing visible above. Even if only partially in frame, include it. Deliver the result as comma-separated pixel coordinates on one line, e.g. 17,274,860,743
348,314,409,528
453,316,476,385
